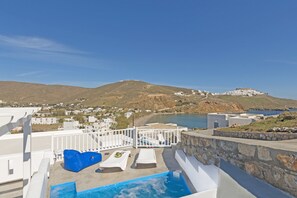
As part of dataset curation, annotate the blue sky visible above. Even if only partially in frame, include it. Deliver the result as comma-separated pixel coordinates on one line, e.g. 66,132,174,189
0,1,297,99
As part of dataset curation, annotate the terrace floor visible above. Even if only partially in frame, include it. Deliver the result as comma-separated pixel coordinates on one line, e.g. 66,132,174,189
48,147,195,196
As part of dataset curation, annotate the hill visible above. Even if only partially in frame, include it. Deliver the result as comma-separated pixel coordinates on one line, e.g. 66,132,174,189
0,80,297,113
217,95,297,110
0,81,88,104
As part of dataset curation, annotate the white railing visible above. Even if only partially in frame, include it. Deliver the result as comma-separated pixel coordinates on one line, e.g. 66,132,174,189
136,128,181,148
52,128,182,160
52,128,135,160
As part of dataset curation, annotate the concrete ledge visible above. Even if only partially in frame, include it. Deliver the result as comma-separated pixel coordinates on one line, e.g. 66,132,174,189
214,130,297,141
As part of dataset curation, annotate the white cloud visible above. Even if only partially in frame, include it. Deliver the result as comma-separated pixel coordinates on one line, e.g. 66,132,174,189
0,34,84,54
16,71,43,77
0,34,113,70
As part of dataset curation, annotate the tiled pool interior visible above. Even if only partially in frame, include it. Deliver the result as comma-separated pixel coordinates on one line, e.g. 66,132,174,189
51,171,192,198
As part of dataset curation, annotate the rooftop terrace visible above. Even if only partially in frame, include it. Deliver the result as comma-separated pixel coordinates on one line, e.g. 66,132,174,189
0,108,296,197
49,148,193,192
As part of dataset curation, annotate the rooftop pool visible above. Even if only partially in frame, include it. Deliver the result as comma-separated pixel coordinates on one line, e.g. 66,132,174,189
51,171,192,198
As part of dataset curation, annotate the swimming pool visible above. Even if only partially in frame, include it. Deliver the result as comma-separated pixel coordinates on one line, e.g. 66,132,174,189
51,171,192,198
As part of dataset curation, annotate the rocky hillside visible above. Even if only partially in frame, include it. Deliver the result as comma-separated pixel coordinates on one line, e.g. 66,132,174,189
1,80,297,113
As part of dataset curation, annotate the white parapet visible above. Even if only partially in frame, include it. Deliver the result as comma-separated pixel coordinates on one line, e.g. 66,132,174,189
0,150,52,184
26,158,50,198
175,150,219,192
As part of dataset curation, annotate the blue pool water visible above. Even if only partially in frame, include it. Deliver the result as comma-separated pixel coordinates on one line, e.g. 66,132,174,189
51,171,192,198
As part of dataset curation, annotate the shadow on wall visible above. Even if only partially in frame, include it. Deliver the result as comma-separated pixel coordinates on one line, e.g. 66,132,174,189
162,147,181,171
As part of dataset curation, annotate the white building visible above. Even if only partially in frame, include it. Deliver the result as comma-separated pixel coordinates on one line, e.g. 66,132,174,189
216,88,266,97
207,113,230,129
101,118,115,129
174,92,185,96
88,116,97,123
35,112,52,117
41,106,53,111
72,110,82,115
63,120,80,130
94,107,104,112
32,117,58,125
207,113,264,129
124,112,133,119
82,108,93,114
65,111,72,116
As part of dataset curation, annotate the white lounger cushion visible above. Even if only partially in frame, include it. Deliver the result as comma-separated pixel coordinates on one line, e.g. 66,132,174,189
99,150,131,171
158,134,165,144
136,149,157,165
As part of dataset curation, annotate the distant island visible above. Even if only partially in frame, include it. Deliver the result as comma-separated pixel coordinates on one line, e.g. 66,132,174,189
1,80,297,114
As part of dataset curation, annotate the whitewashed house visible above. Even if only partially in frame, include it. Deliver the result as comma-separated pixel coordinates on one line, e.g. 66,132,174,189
88,116,97,123
207,113,264,129
174,92,185,96
63,119,80,130
72,110,82,115
32,117,58,125
124,112,133,118
101,118,115,129
65,111,72,116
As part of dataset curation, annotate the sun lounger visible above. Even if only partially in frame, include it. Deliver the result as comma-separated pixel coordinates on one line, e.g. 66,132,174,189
139,136,159,146
99,150,131,171
157,134,165,144
139,134,166,146
136,149,157,166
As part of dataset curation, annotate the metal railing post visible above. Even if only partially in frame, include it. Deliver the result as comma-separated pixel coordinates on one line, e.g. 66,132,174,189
97,130,100,152
51,133,54,155
133,127,138,148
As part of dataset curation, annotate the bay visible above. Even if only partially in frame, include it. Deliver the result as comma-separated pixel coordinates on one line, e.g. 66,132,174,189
146,114,207,129
146,109,297,129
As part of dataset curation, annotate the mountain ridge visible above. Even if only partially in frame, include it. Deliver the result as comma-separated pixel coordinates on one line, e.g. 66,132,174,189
1,80,297,113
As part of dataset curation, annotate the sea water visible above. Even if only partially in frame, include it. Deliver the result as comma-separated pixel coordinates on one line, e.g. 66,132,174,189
146,110,293,129
146,114,207,129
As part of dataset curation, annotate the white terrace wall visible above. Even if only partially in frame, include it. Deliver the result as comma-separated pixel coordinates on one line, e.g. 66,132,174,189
0,150,52,184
